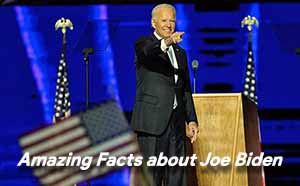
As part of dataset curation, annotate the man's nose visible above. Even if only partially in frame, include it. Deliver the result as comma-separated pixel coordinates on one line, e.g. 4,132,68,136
166,21,171,27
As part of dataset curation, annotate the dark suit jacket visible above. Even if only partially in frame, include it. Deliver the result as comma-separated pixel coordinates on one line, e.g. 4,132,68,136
131,34,198,136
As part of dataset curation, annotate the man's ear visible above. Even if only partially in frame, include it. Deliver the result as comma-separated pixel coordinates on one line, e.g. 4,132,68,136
151,19,156,29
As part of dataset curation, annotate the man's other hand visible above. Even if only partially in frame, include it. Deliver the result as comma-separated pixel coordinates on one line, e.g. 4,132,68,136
186,121,198,143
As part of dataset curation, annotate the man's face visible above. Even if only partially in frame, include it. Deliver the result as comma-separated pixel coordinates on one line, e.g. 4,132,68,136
152,7,176,39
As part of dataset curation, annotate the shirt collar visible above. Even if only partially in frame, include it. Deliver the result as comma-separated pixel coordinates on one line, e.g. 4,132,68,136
153,31,162,40
153,31,175,51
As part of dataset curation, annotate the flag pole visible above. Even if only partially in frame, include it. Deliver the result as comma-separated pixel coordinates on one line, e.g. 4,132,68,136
241,15,258,51
53,18,73,123
241,15,258,49
241,15,259,104
55,17,73,48
241,15,265,186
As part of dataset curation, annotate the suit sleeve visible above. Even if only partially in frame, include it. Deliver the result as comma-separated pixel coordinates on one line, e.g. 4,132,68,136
135,37,165,64
182,50,198,124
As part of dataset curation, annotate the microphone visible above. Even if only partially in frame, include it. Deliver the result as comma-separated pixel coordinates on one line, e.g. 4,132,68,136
83,48,94,62
191,60,199,93
192,59,199,70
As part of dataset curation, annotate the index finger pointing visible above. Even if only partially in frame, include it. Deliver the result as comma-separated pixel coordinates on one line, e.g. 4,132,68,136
178,32,185,37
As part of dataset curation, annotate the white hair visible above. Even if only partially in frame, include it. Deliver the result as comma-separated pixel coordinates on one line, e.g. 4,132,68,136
151,4,176,20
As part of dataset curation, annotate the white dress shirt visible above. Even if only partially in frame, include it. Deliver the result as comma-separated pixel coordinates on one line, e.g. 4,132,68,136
154,32,178,109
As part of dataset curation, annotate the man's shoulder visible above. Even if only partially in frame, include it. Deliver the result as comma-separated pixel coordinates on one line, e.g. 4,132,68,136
135,34,161,49
135,35,153,43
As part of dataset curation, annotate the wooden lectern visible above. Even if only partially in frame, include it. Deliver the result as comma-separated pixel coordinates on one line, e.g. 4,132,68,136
188,93,262,186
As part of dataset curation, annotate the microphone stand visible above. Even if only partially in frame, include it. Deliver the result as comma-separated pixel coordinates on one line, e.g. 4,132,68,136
82,48,94,110
193,68,197,93
82,48,93,186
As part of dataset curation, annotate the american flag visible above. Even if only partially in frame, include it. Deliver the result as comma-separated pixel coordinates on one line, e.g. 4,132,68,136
53,50,71,122
243,26,265,186
243,39,258,104
19,101,140,186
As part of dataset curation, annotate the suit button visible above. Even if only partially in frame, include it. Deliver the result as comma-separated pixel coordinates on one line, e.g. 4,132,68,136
171,136,176,142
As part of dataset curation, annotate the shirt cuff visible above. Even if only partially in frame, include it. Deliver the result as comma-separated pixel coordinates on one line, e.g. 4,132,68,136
160,39,169,52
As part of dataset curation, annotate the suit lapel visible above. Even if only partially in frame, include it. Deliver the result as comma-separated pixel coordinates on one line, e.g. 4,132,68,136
150,34,171,63
173,44,183,70
150,34,183,71
159,51,170,62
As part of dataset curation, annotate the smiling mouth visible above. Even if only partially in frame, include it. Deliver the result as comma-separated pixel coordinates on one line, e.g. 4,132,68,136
163,30,172,33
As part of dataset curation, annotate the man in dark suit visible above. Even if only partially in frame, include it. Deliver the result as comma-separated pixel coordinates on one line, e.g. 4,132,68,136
131,4,199,186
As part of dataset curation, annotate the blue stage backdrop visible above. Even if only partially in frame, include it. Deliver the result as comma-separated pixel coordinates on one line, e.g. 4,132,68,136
0,3,300,185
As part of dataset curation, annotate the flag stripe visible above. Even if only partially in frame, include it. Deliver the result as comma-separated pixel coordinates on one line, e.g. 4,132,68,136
33,141,91,180
94,136,136,159
47,143,139,186
33,142,93,178
55,152,140,186
39,137,91,157
20,117,80,147
22,124,81,149
34,132,135,178
24,127,86,156
42,142,138,185
34,143,92,178
19,100,139,186
76,132,135,157
34,134,89,157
